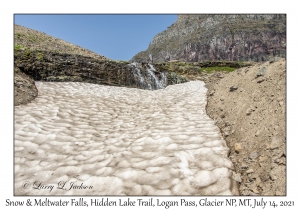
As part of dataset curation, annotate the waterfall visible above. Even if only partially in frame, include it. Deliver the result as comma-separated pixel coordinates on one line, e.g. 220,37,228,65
128,63,168,90
129,63,148,89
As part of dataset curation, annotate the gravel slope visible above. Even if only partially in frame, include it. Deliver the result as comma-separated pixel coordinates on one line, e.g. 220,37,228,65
206,59,286,195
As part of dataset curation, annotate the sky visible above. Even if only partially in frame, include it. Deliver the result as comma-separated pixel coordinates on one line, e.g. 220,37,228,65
14,14,178,61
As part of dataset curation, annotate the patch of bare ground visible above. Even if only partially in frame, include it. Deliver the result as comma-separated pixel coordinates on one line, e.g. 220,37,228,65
14,67,38,106
206,59,286,195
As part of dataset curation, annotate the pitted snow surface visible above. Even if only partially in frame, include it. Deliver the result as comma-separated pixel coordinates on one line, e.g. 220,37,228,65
14,81,238,195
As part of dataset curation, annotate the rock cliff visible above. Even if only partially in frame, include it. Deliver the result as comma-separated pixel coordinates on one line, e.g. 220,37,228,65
14,49,187,89
14,25,188,105
131,14,286,63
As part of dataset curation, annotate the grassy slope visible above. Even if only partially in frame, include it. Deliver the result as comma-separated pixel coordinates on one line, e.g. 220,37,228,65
14,24,110,106
14,24,109,61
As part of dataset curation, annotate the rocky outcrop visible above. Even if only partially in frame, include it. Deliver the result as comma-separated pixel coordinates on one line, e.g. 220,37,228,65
14,48,188,105
15,49,139,87
14,67,38,106
131,14,286,63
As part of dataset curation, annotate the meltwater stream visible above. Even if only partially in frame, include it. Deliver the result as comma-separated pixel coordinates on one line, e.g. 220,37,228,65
14,81,239,195
128,63,168,90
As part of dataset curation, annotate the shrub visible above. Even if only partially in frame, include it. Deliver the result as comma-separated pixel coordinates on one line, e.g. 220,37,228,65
14,45,21,50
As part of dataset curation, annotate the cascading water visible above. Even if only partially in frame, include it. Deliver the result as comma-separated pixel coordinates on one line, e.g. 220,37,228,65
147,64,168,90
128,62,168,90
128,63,148,89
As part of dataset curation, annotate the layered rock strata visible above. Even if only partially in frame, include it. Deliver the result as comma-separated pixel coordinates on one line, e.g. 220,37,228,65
14,49,187,103
131,14,286,63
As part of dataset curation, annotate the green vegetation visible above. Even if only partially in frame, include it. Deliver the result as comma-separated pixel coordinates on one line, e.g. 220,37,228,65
14,45,22,50
157,61,238,74
15,44,31,50
14,24,108,61
154,60,251,81
15,33,22,39
201,66,236,73
29,37,36,43
114,60,130,64
37,52,44,60
24,49,31,58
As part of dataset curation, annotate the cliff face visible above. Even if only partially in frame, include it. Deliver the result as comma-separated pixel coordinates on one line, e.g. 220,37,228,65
14,25,188,105
14,49,188,94
131,14,286,63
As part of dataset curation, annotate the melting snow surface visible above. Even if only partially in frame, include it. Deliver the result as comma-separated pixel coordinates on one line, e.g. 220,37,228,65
14,81,238,195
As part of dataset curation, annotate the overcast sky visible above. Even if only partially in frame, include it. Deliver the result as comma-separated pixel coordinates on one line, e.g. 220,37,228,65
14,14,178,61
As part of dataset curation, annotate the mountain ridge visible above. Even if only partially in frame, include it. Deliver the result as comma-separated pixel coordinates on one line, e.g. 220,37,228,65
131,14,286,63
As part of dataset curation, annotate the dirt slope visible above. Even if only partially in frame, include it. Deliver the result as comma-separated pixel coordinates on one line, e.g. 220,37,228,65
14,67,38,106
206,59,286,195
